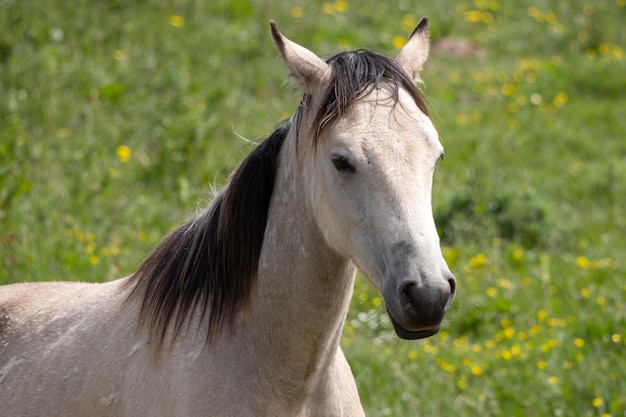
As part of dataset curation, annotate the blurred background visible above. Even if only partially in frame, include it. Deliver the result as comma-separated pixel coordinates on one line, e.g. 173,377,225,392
1,0,624,415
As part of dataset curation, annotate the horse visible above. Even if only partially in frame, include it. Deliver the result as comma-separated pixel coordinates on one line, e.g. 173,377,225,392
0,19,455,417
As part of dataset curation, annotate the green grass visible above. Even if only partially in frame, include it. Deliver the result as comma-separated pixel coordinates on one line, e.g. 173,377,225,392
1,0,625,415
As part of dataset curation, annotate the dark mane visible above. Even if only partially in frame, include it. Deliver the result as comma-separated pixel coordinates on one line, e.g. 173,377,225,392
302,49,430,145
126,123,288,351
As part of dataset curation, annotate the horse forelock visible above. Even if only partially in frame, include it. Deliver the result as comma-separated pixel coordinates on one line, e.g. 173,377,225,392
295,49,430,147
126,123,289,353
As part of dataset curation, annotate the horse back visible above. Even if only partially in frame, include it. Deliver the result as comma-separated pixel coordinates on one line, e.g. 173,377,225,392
0,280,129,348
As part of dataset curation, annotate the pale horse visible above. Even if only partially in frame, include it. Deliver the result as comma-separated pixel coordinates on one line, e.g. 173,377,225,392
0,19,455,416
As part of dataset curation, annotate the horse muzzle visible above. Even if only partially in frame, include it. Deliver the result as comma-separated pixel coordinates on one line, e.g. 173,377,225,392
384,272,456,340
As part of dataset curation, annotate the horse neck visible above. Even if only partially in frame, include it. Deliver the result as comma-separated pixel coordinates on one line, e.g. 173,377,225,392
250,129,357,372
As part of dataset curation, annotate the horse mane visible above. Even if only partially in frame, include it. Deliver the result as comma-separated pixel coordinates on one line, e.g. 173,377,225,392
126,122,288,352
298,49,430,146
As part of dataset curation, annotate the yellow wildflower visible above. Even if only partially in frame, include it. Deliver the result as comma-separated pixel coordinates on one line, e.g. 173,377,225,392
464,10,493,23
401,15,416,32
470,365,483,376
576,256,590,269
116,145,132,163
552,92,568,108
469,253,487,268
544,12,558,24
290,7,304,19
333,0,348,12
393,36,406,49
169,15,185,28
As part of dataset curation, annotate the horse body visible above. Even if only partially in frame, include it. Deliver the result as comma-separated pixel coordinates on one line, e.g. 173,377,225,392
0,175,360,416
0,260,359,416
1,19,454,416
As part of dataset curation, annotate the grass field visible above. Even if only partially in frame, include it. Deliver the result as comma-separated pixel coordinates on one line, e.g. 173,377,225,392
1,0,625,415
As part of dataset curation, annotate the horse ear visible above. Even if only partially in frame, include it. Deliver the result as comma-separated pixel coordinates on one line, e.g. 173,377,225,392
270,21,331,90
395,17,430,82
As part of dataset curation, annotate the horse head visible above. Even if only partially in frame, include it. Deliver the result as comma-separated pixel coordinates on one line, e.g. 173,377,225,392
271,19,455,339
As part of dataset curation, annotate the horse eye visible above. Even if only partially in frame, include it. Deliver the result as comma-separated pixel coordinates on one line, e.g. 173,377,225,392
331,155,356,173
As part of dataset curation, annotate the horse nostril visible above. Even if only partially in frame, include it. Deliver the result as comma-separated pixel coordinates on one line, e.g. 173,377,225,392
445,276,457,311
400,282,416,312
448,277,457,296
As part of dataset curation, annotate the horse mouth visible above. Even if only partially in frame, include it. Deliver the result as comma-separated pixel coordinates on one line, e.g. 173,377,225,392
388,312,441,340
